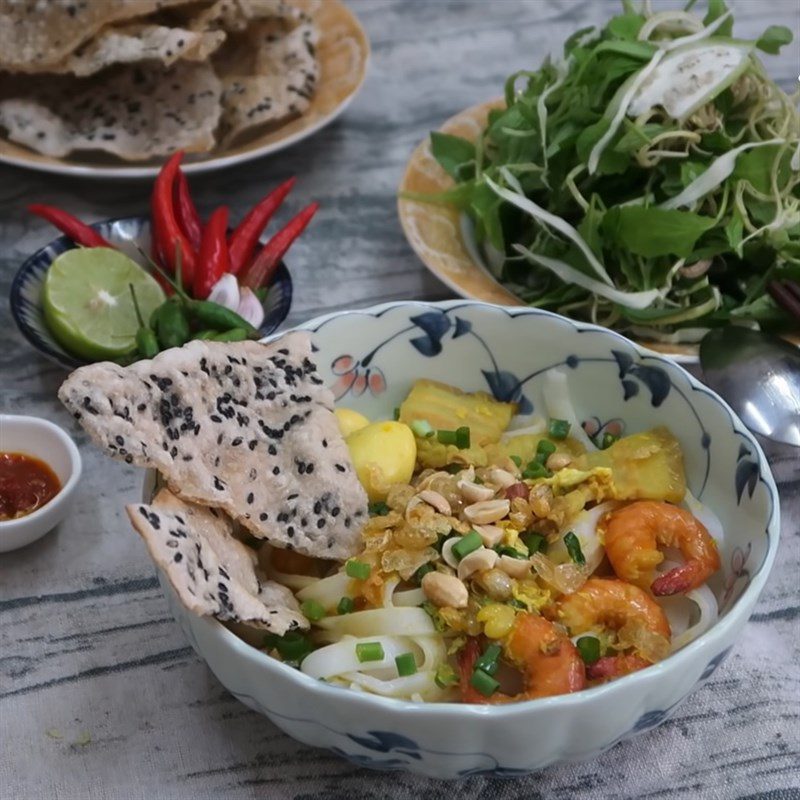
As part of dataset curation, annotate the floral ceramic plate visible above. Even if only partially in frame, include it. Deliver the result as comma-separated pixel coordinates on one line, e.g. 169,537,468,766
0,0,369,180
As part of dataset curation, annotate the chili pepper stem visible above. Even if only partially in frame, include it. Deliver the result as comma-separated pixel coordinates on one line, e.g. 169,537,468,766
128,283,146,327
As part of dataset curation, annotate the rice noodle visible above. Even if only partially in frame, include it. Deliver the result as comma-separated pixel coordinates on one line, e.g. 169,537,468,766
549,500,616,573
683,489,724,546
315,607,436,641
542,369,597,451
295,571,354,608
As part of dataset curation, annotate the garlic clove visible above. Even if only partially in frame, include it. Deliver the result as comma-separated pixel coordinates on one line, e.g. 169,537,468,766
237,286,265,329
207,273,240,311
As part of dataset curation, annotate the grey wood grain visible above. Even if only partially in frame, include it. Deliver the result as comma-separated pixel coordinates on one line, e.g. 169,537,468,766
1,1,799,798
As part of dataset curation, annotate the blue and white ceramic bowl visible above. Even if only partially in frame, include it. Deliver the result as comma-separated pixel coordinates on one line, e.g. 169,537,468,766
10,216,293,371
154,300,780,778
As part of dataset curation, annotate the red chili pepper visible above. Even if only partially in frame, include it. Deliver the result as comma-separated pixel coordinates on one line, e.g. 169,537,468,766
239,202,319,290
174,169,203,252
228,176,296,275
194,206,230,299
28,204,111,248
151,151,197,290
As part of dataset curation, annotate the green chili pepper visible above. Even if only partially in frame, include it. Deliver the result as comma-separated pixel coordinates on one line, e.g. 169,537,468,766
213,327,248,342
186,300,256,334
156,299,190,349
193,329,218,340
128,284,159,359
138,244,257,334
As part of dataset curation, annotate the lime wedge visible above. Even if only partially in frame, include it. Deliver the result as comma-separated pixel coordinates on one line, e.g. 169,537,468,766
43,247,165,361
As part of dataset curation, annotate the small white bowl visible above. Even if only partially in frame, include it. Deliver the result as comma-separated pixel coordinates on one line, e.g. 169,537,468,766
0,415,82,552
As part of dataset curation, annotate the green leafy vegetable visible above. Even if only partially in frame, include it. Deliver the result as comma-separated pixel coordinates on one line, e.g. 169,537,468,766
410,0,799,342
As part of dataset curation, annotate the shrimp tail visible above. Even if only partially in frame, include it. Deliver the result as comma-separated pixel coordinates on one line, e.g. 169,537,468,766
586,654,651,681
651,560,707,596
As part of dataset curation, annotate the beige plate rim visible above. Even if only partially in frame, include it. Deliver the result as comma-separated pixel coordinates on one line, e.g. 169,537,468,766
398,98,799,364
0,0,369,180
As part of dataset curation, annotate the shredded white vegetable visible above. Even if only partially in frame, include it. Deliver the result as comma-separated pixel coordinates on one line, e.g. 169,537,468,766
549,500,617,573
588,10,735,174
488,170,614,286
514,244,661,310
661,138,786,209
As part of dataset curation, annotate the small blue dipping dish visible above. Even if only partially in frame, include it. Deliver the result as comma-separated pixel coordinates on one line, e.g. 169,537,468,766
10,215,293,370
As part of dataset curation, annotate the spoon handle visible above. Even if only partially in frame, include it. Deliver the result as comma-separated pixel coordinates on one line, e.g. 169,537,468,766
767,279,800,322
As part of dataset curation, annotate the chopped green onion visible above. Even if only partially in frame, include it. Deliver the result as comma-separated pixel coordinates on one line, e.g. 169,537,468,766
274,631,314,663
563,531,586,565
473,475,484,485
434,663,459,688
300,599,325,622
576,635,601,664
337,596,354,615
443,463,465,474
509,454,522,467
455,426,471,449
452,530,483,561
509,598,527,610
470,668,500,697
548,418,571,440
393,407,400,421
368,501,390,516
522,461,551,480
521,532,546,554
356,642,385,663
601,431,620,450
437,429,457,445
345,559,372,580
413,562,436,584
395,652,417,677
535,439,557,464
495,545,526,559
475,643,502,676
410,419,435,438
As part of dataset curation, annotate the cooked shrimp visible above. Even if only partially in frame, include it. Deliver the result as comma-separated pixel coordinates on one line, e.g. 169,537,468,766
585,654,652,681
603,500,720,596
458,614,585,704
557,578,671,678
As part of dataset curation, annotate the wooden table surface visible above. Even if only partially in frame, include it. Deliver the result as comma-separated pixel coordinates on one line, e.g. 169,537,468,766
1,2,798,798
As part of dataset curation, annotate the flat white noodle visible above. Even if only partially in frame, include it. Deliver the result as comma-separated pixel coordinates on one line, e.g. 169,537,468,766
342,670,444,700
264,565,317,591
549,500,617,573
394,588,426,607
295,571,353,607
683,489,725,546
381,575,401,607
656,559,719,652
501,415,547,441
315,607,436,640
542,369,597,451
301,635,417,680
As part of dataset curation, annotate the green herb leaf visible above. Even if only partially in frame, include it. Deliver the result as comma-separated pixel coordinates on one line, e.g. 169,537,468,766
430,132,476,181
602,207,716,258
756,25,793,55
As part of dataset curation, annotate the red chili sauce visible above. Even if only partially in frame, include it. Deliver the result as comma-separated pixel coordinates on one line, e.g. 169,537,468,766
0,452,61,521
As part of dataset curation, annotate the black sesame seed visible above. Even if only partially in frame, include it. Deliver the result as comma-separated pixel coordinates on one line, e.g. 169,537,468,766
272,466,280,475
246,492,254,505
174,553,183,563
259,512,269,521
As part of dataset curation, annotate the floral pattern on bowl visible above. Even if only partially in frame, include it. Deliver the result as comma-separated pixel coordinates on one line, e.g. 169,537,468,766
10,215,292,371
151,300,779,778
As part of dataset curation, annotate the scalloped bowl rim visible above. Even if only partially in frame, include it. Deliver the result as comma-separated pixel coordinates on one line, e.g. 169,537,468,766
10,215,293,371
163,299,780,718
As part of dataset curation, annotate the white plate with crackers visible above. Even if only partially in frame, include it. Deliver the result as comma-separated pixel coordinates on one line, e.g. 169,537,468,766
0,0,369,179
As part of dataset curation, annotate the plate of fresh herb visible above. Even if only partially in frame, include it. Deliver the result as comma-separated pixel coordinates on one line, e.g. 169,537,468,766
398,0,800,360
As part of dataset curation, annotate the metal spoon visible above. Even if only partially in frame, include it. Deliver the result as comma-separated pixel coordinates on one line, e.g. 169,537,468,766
699,327,800,446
